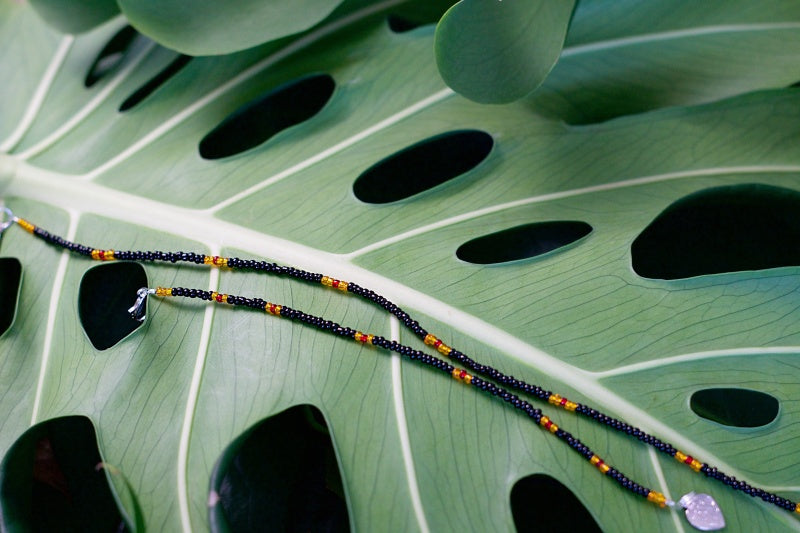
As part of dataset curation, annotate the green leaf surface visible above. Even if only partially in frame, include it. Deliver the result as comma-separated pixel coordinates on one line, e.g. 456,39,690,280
27,0,120,34
434,0,576,103
2,1,800,531
117,0,346,56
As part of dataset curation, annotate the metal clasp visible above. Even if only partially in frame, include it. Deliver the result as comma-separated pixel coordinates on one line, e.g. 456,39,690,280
0,206,15,236
127,287,155,322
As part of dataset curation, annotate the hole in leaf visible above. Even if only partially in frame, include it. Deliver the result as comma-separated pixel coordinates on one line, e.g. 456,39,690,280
0,416,128,532
353,130,493,204
84,25,138,88
387,14,423,32
690,388,779,428
0,257,22,337
209,405,349,532
511,474,600,533
78,262,147,350
631,184,800,279
118,54,191,112
199,73,336,160
456,221,592,265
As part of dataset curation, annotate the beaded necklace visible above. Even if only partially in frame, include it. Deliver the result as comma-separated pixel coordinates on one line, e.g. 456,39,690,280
3,208,799,531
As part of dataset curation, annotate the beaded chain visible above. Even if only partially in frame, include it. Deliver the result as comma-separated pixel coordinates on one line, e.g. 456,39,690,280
5,211,800,526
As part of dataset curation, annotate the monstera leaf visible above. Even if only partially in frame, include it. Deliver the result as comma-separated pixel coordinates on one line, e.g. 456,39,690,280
2,1,800,531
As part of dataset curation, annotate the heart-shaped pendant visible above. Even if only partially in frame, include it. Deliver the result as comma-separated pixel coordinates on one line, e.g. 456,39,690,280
679,492,726,531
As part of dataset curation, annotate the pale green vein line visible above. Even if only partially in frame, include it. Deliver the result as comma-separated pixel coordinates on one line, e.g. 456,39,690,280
390,316,430,533
0,36,73,153
561,23,800,57
206,87,455,214
177,262,219,533
647,448,685,533
17,40,157,160
79,0,409,182
30,209,79,424
344,165,800,259
592,347,799,379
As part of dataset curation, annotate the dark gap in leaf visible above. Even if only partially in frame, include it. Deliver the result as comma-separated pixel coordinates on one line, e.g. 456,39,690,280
209,405,349,533
387,14,423,33
84,25,138,88
456,221,592,265
631,183,800,279
78,262,147,350
353,130,493,204
690,388,779,428
386,2,455,32
118,54,191,112
511,473,600,533
0,257,22,336
198,73,336,160
0,416,128,532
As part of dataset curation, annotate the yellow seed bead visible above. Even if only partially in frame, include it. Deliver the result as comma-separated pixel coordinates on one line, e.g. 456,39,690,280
564,401,578,412
589,455,600,466
690,459,702,472
104,250,115,260
464,374,472,384
675,451,687,463
338,281,348,291
91,250,100,260
548,422,558,434
548,394,562,405
437,344,451,355
203,256,213,265
16,218,35,233
451,368,460,380
366,334,374,344
424,334,437,346
795,503,800,514
647,491,667,507
598,463,610,474
211,292,218,301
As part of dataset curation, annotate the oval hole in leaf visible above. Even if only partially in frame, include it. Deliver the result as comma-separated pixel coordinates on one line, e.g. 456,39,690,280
209,405,349,532
353,130,493,204
198,73,336,160
511,473,601,532
85,25,138,88
78,262,147,350
0,416,129,532
690,388,779,428
0,257,22,337
631,183,800,279
118,54,192,112
456,221,592,265
387,14,423,33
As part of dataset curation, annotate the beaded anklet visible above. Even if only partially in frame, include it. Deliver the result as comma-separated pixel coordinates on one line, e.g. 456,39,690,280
5,210,800,530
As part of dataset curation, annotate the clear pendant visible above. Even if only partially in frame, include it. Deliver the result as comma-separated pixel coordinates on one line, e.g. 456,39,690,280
679,492,726,531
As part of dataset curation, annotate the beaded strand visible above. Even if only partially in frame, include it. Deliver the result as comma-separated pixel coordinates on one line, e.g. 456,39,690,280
153,285,671,509
9,214,800,518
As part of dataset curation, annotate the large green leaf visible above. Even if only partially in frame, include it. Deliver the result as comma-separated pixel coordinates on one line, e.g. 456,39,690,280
434,0,576,104
2,1,800,531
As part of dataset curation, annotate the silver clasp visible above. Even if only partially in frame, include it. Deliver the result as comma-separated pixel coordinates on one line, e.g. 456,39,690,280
127,287,155,322
0,206,15,236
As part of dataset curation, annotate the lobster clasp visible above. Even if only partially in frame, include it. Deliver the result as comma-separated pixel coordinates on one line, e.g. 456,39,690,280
0,206,15,236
